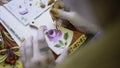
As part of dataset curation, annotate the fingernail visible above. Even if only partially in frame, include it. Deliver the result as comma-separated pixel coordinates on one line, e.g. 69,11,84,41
40,3,45,8
48,0,54,6
50,8,59,15
53,2,63,9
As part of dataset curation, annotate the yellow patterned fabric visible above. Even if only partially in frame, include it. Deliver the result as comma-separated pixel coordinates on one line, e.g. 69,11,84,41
0,23,23,68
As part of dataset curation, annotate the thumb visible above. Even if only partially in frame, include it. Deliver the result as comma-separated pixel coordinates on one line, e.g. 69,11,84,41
55,47,68,64
37,29,49,48
50,8,74,21
31,30,47,64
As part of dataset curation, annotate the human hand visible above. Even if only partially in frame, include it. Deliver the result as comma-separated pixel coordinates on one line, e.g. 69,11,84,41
50,1,99,34
20,30,55,68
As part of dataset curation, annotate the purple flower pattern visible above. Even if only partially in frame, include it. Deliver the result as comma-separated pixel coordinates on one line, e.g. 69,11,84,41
47,29,62,42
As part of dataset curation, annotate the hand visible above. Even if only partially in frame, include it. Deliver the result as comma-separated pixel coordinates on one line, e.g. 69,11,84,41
20,30,55,68
50,2,99,34
55,47,68,64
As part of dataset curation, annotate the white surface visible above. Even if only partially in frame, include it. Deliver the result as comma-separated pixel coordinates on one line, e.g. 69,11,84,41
3,0,51,25
0,5,54,46
0,0,74,54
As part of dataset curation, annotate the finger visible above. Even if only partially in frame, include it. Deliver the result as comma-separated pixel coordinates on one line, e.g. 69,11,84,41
48,0,55,6
20,40,26,66
52,0,64,9
39,0,45,8
32,30,55,68
24,36,33,61
45,50,55,64
55,47,68,64
37,29,54,58
37,29,45,42
37,29,48,48
32,30,44,60
50,8,73,21
32,30,50,62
